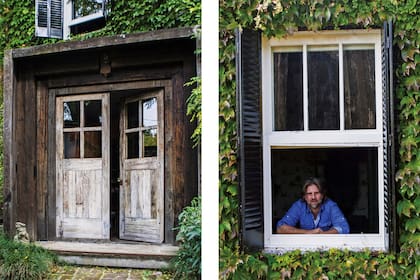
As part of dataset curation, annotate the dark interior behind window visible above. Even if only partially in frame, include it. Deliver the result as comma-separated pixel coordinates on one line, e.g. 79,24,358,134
271,147,379,234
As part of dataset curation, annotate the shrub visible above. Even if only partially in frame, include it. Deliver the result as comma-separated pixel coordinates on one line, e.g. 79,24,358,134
0,232,57,280
171,196,201,279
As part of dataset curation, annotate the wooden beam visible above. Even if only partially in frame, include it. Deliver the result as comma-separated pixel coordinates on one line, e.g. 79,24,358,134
11,27,196,59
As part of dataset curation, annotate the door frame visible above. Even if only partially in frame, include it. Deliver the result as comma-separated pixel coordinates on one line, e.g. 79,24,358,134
50,80,172,241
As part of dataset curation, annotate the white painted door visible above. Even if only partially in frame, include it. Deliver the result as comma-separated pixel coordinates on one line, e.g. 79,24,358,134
56,94,110,239
119,90,164,242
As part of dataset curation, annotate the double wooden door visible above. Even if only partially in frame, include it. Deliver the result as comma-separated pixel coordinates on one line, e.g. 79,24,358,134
56,90,164,242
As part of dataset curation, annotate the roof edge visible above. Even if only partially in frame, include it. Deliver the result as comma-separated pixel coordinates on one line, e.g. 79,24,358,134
12,26,199,59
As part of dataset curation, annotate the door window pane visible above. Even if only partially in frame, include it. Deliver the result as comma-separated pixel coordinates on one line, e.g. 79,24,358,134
63,101,80,128
273,52,303,131
73,0,103,19
84,131,102,158
64,132,80,158
308,49,339,130
126,101,139,129
127,132,139,159
84,100,102,127
142,98,158,127
143,129,157,157
344,47,376,129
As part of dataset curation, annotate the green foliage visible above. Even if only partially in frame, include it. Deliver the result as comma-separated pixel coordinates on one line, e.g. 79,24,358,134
185,77,202,147
102,0,200,35
171,196,201,279
219,0,419,278
0,232,57,279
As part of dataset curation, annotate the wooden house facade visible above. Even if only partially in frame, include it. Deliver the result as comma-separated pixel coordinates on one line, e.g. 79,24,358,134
2,27,199,268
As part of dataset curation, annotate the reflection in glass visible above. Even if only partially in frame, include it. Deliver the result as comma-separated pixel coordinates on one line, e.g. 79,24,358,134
273,52,303,131
308,49,339,130
84,100,102,127
127,132,139,159
63,101,80,128
84,131,102,158
73,0,103,19
127,101,139,129
142,98,158,127
143,129,157,157
344,48,376,129
64,132,80,158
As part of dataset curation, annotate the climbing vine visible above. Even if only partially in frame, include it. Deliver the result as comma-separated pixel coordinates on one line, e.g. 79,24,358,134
219,0,419,278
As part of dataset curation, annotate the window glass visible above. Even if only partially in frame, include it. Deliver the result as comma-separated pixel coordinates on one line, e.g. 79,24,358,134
143,129,157,157
64,132,80,158
84,100,102,127
126,101,139,129
142,98,158,127
63,101,80,128
273,51,303,131
84,131,102,158
127,132,139,159
73,0,103,19
344,47,376,129
271,148,378,234
308,48,339,130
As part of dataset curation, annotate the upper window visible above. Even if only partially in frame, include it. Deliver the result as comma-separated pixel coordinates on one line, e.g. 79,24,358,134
262,30,388,251
64,0,106,38
35,0,107,39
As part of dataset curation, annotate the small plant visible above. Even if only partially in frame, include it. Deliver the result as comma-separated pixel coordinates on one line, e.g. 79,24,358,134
0,232,57,279
171,196,201,279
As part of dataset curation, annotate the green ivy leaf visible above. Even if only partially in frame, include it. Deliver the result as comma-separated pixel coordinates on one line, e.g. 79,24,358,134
405,217,420,233
397,200,415,217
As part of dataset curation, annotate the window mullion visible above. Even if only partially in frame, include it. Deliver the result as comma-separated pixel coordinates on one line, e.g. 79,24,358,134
80,100,85,159
339,43,344,131
303,44,308,131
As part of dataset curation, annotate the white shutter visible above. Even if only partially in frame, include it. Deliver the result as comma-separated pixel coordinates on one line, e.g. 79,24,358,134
35,0,63,39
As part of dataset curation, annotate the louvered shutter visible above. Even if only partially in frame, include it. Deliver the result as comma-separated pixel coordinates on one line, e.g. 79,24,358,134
236,28,264,251
35,0,63,39
382,20,397,252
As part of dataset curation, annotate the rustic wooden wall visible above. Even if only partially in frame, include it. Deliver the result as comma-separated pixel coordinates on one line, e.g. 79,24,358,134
3,28,198,244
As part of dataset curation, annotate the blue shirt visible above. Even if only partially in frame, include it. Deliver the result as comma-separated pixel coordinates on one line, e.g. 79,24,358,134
276,198,350,234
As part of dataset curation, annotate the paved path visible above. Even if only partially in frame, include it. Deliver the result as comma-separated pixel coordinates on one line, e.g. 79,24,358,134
47,266,173,280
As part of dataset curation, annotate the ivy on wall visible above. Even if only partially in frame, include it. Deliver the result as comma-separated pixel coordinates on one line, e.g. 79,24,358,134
219,0,419,278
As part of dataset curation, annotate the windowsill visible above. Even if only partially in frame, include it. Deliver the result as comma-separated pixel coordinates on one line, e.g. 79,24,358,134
264,233,388,253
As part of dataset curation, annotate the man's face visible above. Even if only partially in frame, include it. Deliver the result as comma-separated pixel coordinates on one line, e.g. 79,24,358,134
304,184,324,210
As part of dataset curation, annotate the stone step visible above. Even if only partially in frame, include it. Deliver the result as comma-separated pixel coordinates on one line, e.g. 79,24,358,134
37,241,178,269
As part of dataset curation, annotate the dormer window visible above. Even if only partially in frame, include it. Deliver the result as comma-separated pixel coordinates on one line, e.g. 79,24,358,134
35,0,107,39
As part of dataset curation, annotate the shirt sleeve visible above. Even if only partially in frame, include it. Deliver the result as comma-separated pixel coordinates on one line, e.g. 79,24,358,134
276,201,301,229
329,201,350,234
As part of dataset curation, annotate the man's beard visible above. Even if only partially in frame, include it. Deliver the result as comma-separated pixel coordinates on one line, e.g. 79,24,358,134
309,201,320,209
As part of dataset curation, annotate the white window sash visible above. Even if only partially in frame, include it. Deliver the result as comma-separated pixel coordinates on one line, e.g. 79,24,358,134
262,29,388,252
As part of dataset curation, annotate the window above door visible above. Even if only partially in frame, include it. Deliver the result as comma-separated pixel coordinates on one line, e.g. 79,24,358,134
35,0,107,39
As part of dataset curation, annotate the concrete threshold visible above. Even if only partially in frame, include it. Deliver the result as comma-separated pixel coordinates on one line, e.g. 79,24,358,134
37,241,179,269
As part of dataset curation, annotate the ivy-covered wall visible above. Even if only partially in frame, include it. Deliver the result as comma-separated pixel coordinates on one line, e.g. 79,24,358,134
0,0,201,223
220,0,419,278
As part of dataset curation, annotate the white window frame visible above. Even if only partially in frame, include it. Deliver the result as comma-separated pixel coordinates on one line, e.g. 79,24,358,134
63,0,105,39
262,29,388,252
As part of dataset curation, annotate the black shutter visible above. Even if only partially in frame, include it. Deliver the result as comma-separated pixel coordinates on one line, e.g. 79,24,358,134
236,28,264,251
35,0,63,39
382,20,397,252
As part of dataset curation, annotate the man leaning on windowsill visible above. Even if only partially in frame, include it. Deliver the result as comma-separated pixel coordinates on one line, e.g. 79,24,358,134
276,178,350,234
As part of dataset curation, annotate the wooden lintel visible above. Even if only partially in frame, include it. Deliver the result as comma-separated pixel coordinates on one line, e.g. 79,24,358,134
11,26,197,59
